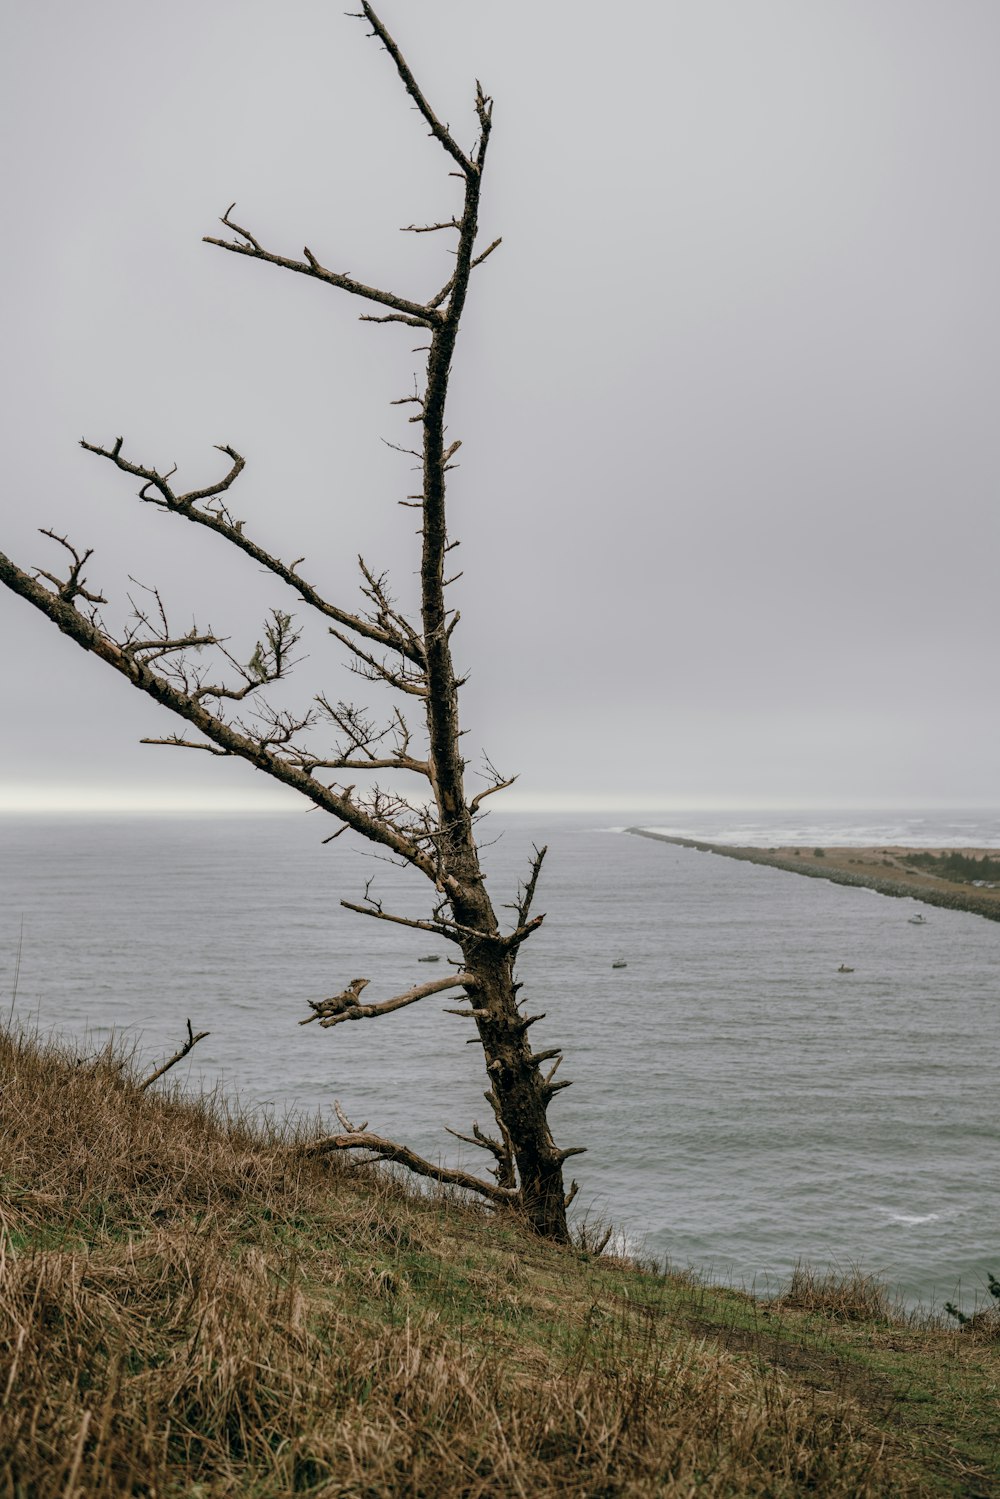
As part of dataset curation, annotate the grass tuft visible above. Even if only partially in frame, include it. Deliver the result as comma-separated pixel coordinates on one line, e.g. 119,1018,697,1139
774,1263,898,1323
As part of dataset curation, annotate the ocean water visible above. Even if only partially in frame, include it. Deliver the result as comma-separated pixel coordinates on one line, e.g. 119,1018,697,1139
1,806,998,1314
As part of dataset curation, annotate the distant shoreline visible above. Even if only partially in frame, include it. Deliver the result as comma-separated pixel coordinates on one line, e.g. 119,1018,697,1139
625,828,1000,924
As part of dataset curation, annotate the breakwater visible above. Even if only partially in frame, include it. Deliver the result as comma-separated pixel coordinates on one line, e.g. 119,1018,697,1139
625,828,1000,924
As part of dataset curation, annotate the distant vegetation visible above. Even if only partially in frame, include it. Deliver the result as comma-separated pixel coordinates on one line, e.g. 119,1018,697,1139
903,851,1000,885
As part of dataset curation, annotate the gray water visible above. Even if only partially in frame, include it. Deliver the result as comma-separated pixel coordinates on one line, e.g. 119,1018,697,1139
2,806,997,1313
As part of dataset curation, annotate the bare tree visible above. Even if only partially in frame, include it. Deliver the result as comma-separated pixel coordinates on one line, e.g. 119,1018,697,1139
0,3,581,1241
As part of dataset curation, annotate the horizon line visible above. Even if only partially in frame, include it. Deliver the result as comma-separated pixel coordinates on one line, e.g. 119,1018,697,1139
0,793,995,817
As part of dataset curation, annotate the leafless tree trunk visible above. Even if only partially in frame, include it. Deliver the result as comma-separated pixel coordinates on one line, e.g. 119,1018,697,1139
0,4,581,1240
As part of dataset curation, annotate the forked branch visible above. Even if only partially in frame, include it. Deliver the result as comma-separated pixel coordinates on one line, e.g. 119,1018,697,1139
34,530,107,608
204,205,441,326
0,547,439,878
515,844,548,927
139,1018,210,1091
305,1113,518,1205
80,438,426,667
300,971,477,1027
445,1119,516,1190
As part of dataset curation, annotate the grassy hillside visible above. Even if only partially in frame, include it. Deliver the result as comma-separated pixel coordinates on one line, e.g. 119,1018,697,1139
0,1028,996,1496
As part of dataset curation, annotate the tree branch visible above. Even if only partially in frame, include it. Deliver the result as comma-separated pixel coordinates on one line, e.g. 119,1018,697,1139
301,971,478,1028
445,1118,515,1189
470,236,502,270
514,844,547,928
329,628,428,697
310,696,429,778
0,546,438,878
139,734,231,756
35,531,107,606
203,205,441,325
503,914,546,954
139,1019,209,1090
300,754,428,775
356,2,477,177
357,558,423,658
80,439,426,667
339,898,470,944
469,774,517,816
401,219,461,234
304,1125,516,1203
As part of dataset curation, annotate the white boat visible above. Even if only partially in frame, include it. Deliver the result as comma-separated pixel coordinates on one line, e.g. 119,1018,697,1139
908,913,928,925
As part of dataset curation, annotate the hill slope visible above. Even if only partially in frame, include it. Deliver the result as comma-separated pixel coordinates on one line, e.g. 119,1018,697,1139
0,1028,996,1496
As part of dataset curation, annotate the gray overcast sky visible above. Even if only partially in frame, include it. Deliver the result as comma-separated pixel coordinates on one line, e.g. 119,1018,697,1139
1,1,997,812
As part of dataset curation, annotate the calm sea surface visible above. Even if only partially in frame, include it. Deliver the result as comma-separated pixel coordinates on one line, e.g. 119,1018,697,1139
2,806,998,1312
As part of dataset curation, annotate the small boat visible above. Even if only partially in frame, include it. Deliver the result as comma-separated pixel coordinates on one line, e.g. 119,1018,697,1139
612,960,628,969
417,954,441,963
908,914,928,925
837,964,854,973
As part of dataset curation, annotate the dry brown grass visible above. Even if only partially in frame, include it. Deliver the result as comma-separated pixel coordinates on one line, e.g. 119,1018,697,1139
950,1305,1000,1344
0,1028,933,1495
773,1264,897,1324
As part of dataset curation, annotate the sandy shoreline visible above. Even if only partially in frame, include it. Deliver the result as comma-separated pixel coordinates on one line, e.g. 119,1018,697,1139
625,829,1000,923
